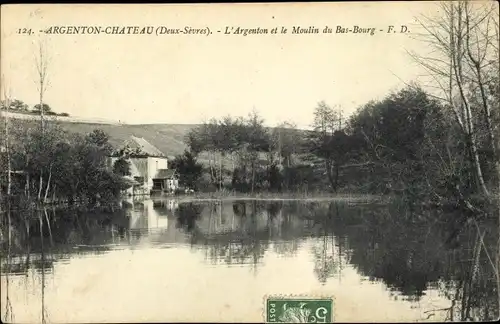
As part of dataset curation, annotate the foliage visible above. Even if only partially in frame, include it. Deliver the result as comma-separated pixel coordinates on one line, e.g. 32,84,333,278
1,119,126,207
112,157,131,176
409,1,499,203
185,111,273,193
270,121,303,167
347,86,449,197
306,102,356,192
112,144,147,158
170,150,203,189
0,99,29,111
33,103,52,113
0,100,71,116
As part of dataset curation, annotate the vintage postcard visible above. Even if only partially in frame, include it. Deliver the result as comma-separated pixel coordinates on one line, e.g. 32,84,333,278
1,1,499,323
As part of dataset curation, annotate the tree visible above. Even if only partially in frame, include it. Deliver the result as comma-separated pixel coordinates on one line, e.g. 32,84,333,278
3,119,124,208
29,40,52,202
410,7,499,298
1,76,12,197
34,40,50,130
86,129,112,153
217,116,245,189
11,99,29,111
170,150,203,190
185,119,219,186
243,110,270,194
268,163,282,192
307,102,349,192
347,86,449,198
270,121,302,167
1,99,28,111
33,103,52,114
185,126,206,156
185,114,270,192
409,1,499,200
113,143,146,158
112,157,131,176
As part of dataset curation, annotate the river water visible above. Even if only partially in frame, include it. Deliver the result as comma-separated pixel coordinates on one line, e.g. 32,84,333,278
1,198,498,323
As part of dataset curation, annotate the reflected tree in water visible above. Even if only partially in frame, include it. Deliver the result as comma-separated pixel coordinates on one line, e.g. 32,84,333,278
271,240,301,258
232,201,247,217
0,203,137,323
38,212,49,324
424,222,499,321
312,235,341,284
307,203,348,284
2,207,14,323
265,201,283,219
190,202,272,270
328,201,499,320
1,199,498,322
175,202,203,232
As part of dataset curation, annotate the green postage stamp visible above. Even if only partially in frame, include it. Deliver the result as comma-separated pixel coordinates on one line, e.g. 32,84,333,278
265,296,334,323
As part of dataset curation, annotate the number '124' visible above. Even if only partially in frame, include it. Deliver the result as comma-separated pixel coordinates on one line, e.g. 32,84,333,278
17,28,33,35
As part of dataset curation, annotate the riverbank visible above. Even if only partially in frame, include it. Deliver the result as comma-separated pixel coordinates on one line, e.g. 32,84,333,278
151,191,384,204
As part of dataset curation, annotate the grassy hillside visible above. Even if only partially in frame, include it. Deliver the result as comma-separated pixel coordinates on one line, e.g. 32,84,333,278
3,113,311,169
5,116,197,157
67,122,198,157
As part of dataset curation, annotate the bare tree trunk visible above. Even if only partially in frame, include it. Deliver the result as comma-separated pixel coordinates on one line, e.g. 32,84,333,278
219,153,223,191
411,1,496,201
334,162,340,193
209,151,216,185
43,208,53,246
251,160,255,195
497,216,500,315
451,3,490,198
43,165,52,203
5,118,11,197
464,103,489,197
4,146,11,199
2,78,12,197
39,212,48,324
325,160,337,193
38,172,43,201
464,6,500,185
3,202,14,323
39,85,44,130
35,41,49,132
25,173,30,198
231,152,235,171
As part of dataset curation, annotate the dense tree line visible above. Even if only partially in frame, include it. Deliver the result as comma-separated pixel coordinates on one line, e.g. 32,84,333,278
181,112,313,194
0,120,129,209
178,78,498,212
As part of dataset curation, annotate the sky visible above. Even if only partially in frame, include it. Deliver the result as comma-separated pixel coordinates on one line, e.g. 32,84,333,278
0,2,461,128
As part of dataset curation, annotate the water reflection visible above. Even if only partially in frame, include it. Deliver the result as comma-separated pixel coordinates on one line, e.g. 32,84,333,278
1,199,498,322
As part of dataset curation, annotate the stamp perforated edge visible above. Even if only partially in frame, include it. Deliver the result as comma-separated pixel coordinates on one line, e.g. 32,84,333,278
262,293,336,323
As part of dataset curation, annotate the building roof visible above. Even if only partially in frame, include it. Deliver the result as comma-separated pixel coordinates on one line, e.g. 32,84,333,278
124,135,165,157
155,169,178,179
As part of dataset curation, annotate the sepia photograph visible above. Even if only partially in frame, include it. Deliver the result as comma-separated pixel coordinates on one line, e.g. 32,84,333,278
1,1,499,323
